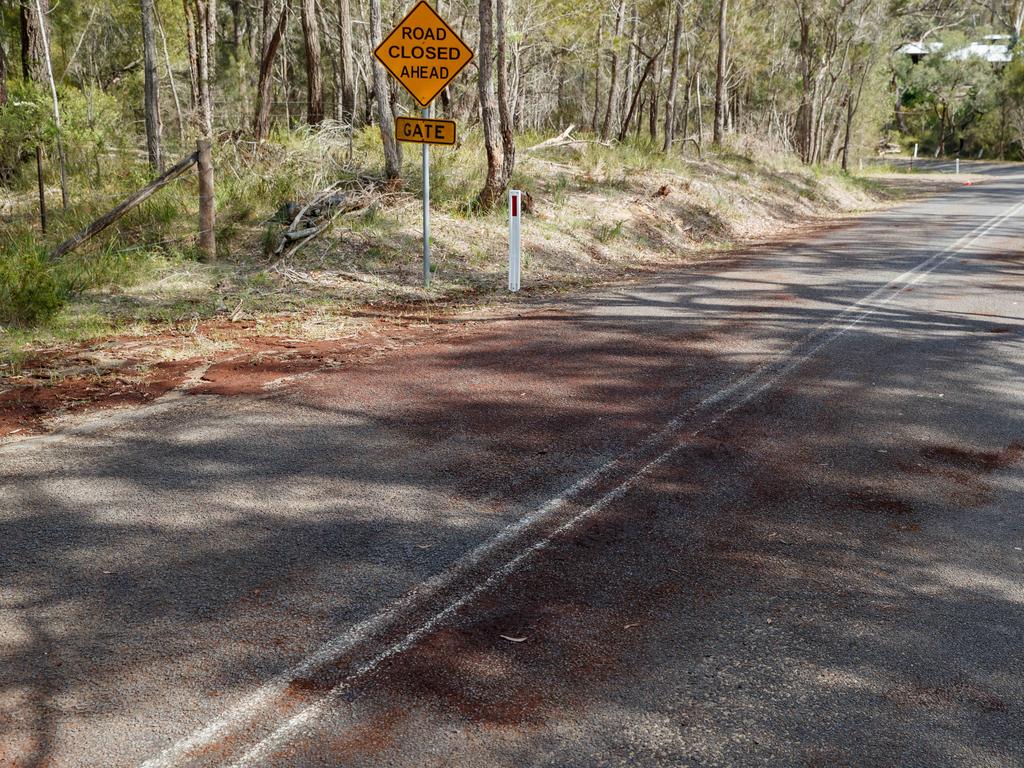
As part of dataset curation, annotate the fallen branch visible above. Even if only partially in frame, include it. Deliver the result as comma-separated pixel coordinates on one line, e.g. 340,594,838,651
50,150,199,261
525,124,576,153
272,182,344,259
272,180,379,262
682,135,703,159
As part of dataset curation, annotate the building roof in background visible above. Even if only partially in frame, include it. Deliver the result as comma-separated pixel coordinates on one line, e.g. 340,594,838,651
897,41,944,56
898,37,1013,63
947,40,1012,62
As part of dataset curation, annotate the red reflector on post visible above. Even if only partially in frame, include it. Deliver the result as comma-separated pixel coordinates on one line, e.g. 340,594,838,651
512,194,518,217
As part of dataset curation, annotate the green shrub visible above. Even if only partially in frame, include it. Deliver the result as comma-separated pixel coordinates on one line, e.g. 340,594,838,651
0,80,125,187
0,239,69,326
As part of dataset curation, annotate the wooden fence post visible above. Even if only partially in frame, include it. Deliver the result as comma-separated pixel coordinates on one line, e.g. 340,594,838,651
36,146,47,234
197,138,216,260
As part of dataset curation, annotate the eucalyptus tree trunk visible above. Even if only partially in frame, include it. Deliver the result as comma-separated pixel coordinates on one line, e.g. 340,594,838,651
696,70,704,144
663,0,683,151
336,0,356,124
186,0,216,258
19,0,47,82
300,0,325,125
194,0,214,137
141,0,164,171
713,0,728,145
230,0,244,52
796,8,812,162
600,0,626,140
496,0,515,188
620,1,637,130
183,0,200,112
591,19,602,133
477,0,503,208
254,0,289,142
369,0,401,181
618,43,662,142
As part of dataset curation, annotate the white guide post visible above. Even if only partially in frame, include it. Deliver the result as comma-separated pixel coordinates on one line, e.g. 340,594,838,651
508,189,522,292
956,158,960,175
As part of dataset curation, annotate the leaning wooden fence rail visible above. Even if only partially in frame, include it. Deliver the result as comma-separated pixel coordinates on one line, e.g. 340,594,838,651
49,142,215,262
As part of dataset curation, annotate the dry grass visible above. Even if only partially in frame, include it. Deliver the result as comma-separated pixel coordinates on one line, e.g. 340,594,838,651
0,127,955,372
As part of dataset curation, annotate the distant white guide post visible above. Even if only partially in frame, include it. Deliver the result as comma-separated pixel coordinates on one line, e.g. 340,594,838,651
956,158,960,175
509,189,522,292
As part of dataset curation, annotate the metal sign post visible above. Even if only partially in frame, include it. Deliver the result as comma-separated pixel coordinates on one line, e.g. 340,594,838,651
422,106,431,287
374,1,474,290
509,189,521,292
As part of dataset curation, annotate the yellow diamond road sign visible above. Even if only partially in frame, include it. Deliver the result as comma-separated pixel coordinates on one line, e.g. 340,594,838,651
374,1,474,107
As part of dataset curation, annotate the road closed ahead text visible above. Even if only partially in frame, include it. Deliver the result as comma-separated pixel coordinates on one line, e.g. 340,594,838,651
388,27,463,80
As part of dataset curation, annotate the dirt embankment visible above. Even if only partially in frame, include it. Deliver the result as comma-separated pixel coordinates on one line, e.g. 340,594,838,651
0,159,977,442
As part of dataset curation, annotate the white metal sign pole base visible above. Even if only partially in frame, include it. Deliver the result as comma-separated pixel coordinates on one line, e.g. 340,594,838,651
509,189,521,292
422,106,431,288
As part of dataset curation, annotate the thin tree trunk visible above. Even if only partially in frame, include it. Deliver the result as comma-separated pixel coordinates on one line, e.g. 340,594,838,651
282,26,291,126
369,0,401,180
648,81,657,141
0,37,8,107
696,69,703,145
59,6,98,85
713,0,728,145
141,0,164,171
300,0,325,125
155,4,186,138
230,0,244,53
663,0,683,151
681,60,693,141
591,19,602,133
183,0,200,112
600,0,626,140
33,0,68,210
336,0,356,123
620,1,637,131
477,0,503,208
254,0,289,142
618,43,663,142
496,0,515,188
796,11,812,162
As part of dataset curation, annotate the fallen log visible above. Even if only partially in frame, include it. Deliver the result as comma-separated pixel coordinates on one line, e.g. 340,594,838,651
50,150,199,261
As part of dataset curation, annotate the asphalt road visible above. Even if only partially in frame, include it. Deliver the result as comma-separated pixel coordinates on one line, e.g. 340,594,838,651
2,165,1023,768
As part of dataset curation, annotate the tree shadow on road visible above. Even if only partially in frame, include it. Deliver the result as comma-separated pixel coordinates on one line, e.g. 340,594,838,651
2,179,1023,767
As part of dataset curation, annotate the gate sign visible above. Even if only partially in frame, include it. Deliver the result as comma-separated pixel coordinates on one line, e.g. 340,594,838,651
396,116,457,145
374,1,474,107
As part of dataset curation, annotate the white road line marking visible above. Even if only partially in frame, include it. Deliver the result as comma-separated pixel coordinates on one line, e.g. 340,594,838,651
141,195,1024,768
